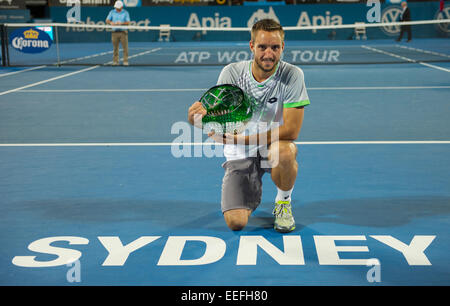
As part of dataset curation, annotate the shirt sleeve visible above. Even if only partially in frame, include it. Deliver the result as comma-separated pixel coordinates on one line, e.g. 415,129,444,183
125,11,131,22
106,11,113,21
216,64,236,85
283,66,310,108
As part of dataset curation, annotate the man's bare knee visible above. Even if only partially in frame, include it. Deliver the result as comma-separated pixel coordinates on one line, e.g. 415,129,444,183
227,219,247,231
224,209,250,231
268,141,297,168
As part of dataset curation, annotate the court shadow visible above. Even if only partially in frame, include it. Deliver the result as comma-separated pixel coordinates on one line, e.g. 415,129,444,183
15,195,450,232
244,195,450,232
16,198,224,230
293,195,450,230
247,211,274,230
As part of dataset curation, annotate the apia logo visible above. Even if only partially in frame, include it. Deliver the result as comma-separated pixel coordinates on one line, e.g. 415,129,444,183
296,11,343,33
187,12,232,34
10,28,52,54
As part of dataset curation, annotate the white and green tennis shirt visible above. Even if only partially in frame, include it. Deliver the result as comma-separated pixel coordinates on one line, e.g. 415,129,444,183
216,60,310,161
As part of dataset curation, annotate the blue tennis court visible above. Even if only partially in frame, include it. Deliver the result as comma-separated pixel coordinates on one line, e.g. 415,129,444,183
0,37,449,287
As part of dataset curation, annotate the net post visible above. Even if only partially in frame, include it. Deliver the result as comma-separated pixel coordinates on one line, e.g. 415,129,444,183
55,25,61,67
5,24,9,67
0,24,7,67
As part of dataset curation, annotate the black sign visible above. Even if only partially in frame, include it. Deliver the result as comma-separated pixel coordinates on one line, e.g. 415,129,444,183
48,0,229,6
48,0,114,6
142,0,227,6
0,0,26,10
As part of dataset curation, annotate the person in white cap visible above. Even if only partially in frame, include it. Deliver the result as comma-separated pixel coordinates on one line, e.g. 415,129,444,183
106,1,131,65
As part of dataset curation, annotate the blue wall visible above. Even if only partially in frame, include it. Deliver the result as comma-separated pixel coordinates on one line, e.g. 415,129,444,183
49,2,448,42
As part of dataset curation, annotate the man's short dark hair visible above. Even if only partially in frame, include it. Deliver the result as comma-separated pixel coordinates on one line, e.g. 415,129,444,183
251,19,284,42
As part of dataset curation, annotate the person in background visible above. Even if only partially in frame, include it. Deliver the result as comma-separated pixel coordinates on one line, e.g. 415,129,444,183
106,1,130,65
396,1,412,42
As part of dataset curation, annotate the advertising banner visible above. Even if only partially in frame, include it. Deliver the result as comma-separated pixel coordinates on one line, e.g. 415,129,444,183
0,9,30,22
0,0,26,10
49,1,448,41
9,27,53,53
48,0,226,6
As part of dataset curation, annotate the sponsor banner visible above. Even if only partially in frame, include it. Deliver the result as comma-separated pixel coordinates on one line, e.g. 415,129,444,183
9,27,53,53
49,2,448,42
45,0,435,6
48,0,225,6
50,2,446,27
0,0,26,10
46,0,439,6
143,0,227,6
51,3,365,26
48,0,113,6
0,9,30,22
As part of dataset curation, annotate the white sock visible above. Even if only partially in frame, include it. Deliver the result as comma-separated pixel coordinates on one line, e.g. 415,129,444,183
276,187,293,203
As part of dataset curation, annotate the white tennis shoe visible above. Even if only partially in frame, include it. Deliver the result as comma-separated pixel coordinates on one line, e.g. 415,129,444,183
272,200,296,233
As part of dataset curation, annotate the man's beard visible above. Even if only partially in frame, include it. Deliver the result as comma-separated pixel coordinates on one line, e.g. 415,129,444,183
255,57,279,73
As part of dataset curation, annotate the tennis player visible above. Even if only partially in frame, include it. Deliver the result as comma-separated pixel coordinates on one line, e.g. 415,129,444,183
188,19,310,232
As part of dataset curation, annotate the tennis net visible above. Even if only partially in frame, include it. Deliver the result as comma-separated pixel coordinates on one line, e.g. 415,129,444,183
1,19,449,66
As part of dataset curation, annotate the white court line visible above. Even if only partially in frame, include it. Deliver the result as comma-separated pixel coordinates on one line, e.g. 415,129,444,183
0,65,47,78
0,48,162,90
419,62,450,73
127,48,162,60
308,86,450,90
395,45,450,59
59,51,113,65
0,65,101,96
361,45,450,73
0,141,449,147
18,88,206,93
16,85,450,93
59,47,161,65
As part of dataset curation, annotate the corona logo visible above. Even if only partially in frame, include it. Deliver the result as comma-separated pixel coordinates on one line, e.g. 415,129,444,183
10,27,52,54
23,29,39,39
